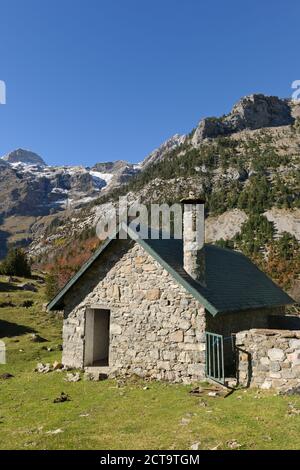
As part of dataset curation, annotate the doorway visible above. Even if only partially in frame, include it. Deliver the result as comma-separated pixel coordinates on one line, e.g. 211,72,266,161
84,308,110,366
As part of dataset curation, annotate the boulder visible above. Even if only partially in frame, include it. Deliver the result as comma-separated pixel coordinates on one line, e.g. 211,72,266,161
64,372,81,382
35,362,51,373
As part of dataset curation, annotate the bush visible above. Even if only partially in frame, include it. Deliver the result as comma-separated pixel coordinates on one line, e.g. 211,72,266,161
0,248,31,277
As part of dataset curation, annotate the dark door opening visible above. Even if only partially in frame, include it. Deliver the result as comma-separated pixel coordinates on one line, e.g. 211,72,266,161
84,308,110,366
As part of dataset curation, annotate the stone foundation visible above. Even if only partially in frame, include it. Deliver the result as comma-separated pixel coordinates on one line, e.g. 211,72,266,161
236,329,300,390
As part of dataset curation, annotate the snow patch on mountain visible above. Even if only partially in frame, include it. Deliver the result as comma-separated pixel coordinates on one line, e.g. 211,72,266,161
90,171,114,188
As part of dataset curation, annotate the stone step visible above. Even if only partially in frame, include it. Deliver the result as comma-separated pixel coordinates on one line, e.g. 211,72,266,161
84,366,110,381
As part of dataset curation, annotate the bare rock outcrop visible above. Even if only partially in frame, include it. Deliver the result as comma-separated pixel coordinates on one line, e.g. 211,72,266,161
265,208,300,241
141,134,186,168
192,94,294,145
205,209,248,242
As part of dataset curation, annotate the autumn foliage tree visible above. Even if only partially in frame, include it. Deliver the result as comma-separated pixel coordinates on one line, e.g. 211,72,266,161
262,232,300,288
217,217,300,290
43,232,100,294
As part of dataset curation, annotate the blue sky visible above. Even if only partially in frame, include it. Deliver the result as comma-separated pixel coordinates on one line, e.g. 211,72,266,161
0,0,299,166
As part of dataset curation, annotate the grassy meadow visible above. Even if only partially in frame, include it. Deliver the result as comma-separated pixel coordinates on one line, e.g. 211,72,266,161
0,275,300,450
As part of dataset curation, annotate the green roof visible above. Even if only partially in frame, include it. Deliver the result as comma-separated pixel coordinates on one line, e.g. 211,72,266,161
48,223,294,315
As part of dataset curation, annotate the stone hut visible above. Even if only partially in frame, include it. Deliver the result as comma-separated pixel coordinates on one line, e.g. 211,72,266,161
48,199,294,385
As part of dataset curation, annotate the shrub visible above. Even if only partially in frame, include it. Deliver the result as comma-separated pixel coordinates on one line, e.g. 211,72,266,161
0,248,31,277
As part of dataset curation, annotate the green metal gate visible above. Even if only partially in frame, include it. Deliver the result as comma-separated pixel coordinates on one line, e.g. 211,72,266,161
205,332,237,385
205,332,225,384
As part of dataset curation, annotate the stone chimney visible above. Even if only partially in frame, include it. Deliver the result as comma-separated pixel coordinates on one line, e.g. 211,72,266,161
180,192,206,286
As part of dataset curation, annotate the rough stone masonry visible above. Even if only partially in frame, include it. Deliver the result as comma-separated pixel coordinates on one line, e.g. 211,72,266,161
62,239,207,383
236,329,300,390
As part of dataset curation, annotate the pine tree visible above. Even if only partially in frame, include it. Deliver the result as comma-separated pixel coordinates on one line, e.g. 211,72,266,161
0,248,31,277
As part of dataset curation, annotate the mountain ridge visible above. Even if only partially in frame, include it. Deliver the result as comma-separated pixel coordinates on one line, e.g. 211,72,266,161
0,93,300,267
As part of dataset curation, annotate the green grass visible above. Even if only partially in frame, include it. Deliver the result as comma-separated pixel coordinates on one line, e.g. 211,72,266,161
0,275,300,450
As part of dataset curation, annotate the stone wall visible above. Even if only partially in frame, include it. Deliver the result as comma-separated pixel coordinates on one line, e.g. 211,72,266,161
206,310,284,379
62,239,206,383
236,329,300,390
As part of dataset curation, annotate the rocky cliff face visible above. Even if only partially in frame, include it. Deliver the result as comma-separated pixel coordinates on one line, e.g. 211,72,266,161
192,94,294,145
141,134,186,168
91,160,140,187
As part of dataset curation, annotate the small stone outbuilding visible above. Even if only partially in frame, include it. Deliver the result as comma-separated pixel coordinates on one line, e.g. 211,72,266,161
48,200,294,385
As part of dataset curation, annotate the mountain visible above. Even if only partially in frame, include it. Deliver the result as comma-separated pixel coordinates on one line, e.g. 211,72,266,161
2,148,46,166
0,134,187,257
0,152,140,257
0,153,140,218
1,94,300,288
